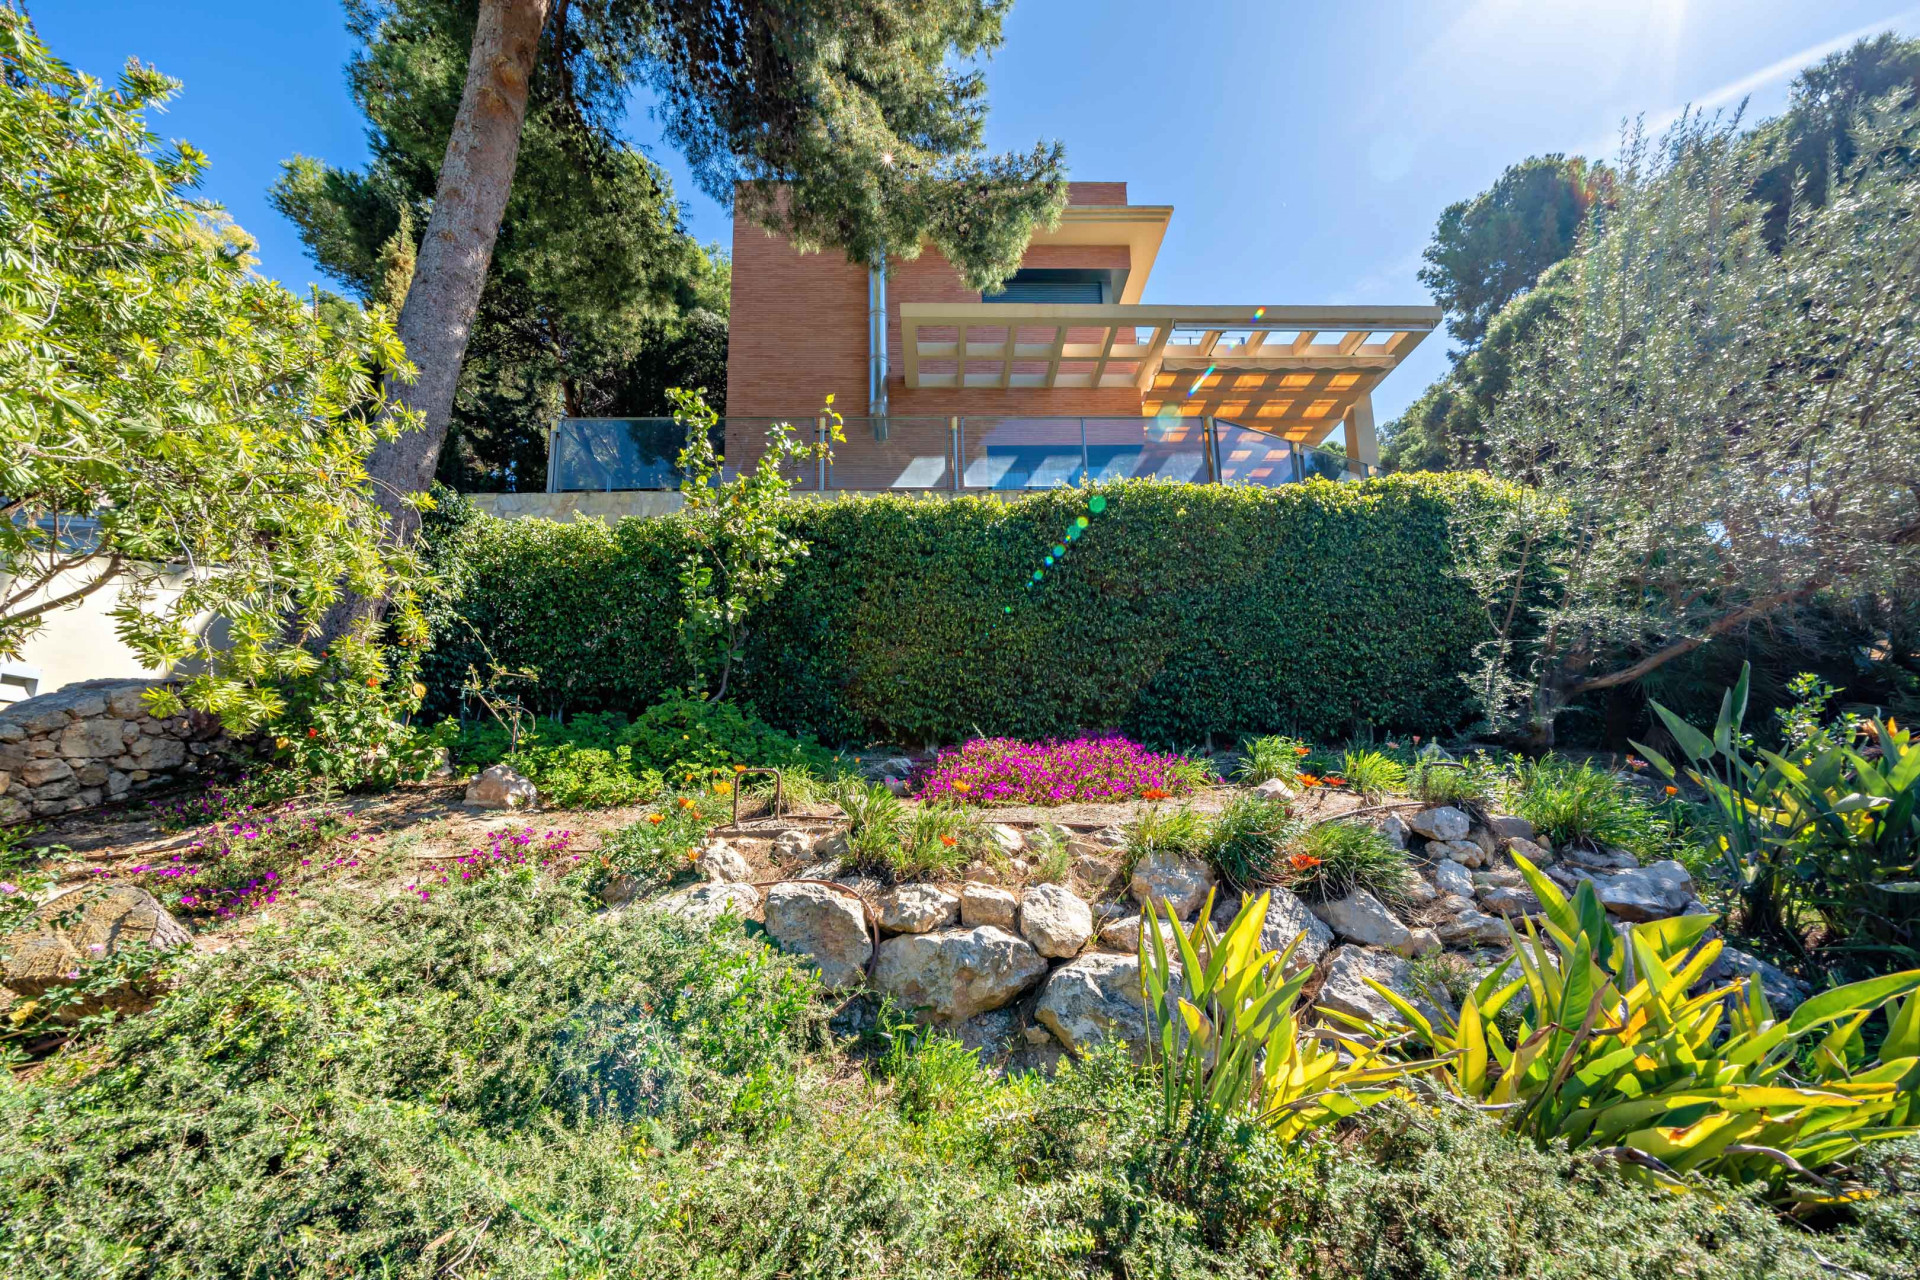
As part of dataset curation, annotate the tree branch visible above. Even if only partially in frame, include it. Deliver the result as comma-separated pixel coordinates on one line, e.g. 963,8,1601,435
1564,582,1822,696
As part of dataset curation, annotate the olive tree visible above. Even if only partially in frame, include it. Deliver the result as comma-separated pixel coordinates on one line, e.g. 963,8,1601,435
0,12,427,728
1469,111,1920,743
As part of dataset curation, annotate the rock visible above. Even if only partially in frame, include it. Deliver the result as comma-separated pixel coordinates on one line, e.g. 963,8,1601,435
1467,827,1500,860
987,823,1025,854
1436,907,1510,946
1309,889,1418,957
1409,806,1471,843
465,764,537,810
1097,912,1180,954
1489,815,1538,842
1429,838,1486,868
1437,893,1477,914
1129,851,1215,919
57,719,126,759
1035,953,1153,1055
1409,927,1442,956
1472,866,1525,890
653,881,760,924
1209,888,1334,968
882,778,910,797
696,841,753,884
1019,883,1094,958
140,738,187,770
771,829,815,860
1480,885,1543,917
1431,859,1475,898
863,755,916,781
1089,826,1128,849
2,885,190,1018
1595,861,1695,922
1252,778,1296,802
877,884,961,934
959,882,1018,929
1507,837,1555,868
1403,877,1440,906
1315,946,1449,1026
1561,845,1640,872
19,757,73,787
952,1008,1021,1056
963,860,1001,885
1379,813,1411,849
1711,946,1811,1013
763,882,872,991
871,926,1048,1022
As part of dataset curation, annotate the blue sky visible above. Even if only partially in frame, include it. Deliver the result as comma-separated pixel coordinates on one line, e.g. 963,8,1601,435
28,0,1920,420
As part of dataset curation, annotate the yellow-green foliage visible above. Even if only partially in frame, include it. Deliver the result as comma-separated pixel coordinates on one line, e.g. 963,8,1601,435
422,476,1520,744
1337,853,1920,1201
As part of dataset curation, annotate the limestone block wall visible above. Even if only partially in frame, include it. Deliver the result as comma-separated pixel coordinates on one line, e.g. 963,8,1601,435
0,679,228,824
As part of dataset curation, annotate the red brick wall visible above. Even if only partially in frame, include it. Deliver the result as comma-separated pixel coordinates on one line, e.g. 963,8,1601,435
725,182,1147,471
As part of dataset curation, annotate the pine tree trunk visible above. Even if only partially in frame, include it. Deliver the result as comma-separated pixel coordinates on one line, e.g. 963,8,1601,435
325,0,549,640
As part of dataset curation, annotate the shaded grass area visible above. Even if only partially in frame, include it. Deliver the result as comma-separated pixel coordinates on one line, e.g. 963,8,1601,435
5,871,1915,1278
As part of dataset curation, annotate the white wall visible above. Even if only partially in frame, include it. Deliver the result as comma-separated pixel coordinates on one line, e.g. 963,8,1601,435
1,561,206,701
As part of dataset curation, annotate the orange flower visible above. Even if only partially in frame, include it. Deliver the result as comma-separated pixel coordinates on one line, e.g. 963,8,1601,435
951,781,971,794
733,764,747,773
1142,787,1168,801
1288,852,1322,871
365,677,380,689
676,796,695,809
1664,785,1678,797
939,834,957,847
1297,774,1321,787
1293,746,1310,757
1326,776,1348,787
647,813,665,825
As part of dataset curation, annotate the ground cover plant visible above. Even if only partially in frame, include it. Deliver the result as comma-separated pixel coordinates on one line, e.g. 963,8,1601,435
916,735,1205,806
1505,754,1674,855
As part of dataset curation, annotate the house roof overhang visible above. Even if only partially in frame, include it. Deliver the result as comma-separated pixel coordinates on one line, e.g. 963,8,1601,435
1028,205,1173,303
898,303,1443,437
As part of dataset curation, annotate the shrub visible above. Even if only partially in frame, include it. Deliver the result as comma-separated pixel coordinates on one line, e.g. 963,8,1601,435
423,476,1518,744
1126,803,1213,873
593,796,722,894
1203,795,1295,890
917,735,1196,806
829,781,976,880
1234,734,1310,785
1282,819,1415,903
1339,748,1407,801
1507,755,1672,854
1409,752,1499,807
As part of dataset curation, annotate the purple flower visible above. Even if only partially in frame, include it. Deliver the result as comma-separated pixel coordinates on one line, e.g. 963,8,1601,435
1,882,19,896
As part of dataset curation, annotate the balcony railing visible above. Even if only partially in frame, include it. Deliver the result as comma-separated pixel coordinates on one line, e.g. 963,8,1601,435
546,415,1377,494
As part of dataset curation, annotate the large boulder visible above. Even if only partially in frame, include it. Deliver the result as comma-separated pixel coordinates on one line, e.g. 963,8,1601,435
763,882,872,991
1436,907,1509,946
1429,839,1487,869
1409,806,1470,843
696,840,752,884
465,764,537,810
1035,952,1152,1055
2,884,190,1018
1097,911,1180,954
1480,884,1543,918
1209,888,1334,969
871,926,1048,1023
1315,946,1449,1026
1129,851,1215,918
653,881,760,925
1594,861,1694,922
1308,889,1417,957
1488,815,1538,842
1018,883,1094,958
959,882,1018,929
877,884,961,934
1430,859,1475,899
1507,837,1556,867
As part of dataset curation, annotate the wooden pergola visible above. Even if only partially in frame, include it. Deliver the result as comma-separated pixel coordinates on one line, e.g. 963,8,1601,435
898,303,1441,443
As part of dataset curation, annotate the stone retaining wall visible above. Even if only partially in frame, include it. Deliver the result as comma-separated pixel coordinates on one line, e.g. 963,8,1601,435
0,679,229,824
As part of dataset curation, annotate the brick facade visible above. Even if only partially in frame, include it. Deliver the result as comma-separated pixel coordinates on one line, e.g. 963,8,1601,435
724,183,1150,475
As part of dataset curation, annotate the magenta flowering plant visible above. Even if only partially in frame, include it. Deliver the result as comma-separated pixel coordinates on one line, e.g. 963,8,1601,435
916,736,1206,807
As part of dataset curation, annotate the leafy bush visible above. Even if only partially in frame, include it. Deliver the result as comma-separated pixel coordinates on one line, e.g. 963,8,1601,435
1409,752,1499,807
592,796,724,894
424,477,1518,744
1283,820,1416,903
916,735,1198,806
1638,666,1920,970
1507,754,1671,854
1339,747,1407,801
1202,794,1294,890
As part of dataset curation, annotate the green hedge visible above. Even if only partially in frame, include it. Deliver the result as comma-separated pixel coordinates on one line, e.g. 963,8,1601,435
423,475,1520,746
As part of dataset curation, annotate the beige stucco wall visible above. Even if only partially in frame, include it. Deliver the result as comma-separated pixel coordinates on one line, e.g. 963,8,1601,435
2,563,209,701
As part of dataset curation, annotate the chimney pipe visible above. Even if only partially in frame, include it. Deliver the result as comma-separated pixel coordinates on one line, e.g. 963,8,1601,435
868,252,889,431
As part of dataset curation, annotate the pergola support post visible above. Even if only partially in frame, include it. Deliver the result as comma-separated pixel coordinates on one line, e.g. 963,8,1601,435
1343,393,1380,475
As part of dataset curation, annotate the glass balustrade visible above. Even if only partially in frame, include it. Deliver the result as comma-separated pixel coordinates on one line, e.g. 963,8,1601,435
544,415,1373,492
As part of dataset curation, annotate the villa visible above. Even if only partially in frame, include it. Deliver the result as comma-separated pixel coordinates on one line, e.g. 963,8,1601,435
542,182,1440,505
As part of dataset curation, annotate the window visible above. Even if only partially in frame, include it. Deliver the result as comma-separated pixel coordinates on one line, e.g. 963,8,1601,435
982,268,1115,304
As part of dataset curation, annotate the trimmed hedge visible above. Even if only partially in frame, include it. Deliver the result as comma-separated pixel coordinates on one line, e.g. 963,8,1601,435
422,475,1520,746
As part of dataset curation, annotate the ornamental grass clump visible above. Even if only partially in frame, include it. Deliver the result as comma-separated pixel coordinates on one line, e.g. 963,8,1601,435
917,735,1198,806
